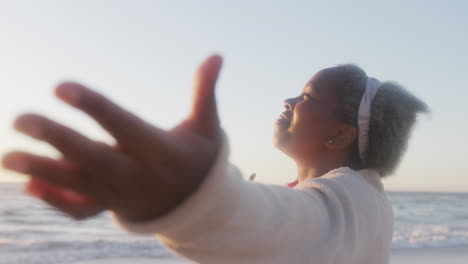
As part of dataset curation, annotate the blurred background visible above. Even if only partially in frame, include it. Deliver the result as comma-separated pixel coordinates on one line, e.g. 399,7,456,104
0,1,467,263
1,0,467,191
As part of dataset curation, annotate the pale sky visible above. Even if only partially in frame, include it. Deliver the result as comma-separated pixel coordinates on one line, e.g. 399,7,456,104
1,0,467,192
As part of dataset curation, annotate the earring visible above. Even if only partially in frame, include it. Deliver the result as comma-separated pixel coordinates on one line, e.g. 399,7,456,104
328,139,334,144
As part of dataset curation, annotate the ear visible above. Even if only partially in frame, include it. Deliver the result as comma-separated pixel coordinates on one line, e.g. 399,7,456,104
324,123,357,150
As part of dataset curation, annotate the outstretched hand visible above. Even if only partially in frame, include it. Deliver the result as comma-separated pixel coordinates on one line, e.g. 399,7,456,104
2,55,223,222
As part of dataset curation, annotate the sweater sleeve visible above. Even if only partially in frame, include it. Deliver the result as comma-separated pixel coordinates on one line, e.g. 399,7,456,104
112,133,359,263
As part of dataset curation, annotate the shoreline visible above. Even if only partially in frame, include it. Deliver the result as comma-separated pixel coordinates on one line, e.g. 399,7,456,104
73,247,468,264
73,258,188,264
391,247,468,264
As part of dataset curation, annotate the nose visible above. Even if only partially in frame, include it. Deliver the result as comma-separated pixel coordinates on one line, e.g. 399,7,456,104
284,97,296,111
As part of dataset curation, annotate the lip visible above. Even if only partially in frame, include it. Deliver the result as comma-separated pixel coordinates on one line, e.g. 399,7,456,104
280,111,293,122
275,117,289,124
280,114,291,122
275,115,291,127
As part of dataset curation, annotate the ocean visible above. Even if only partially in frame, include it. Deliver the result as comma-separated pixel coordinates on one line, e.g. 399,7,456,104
1,183,468,264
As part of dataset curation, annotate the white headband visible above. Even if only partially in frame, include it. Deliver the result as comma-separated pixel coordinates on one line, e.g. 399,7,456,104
357,77,381,165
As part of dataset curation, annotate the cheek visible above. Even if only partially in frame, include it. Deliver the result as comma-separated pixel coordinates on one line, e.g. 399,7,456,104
291,103,330,137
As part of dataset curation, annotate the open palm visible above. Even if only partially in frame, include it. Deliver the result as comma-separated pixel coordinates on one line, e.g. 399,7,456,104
2,55,223,222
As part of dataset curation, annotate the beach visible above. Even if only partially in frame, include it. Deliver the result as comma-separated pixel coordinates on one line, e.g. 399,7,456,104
74,258,188,264
392,247,468,264
72,248,468,263
1,183,468,264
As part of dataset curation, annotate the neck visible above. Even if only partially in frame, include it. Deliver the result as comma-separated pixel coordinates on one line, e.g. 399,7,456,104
296,155,349,182
296,166,330,182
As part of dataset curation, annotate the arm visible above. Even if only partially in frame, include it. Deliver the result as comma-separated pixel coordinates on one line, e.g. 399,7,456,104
1,55,335,263
114,134,333,263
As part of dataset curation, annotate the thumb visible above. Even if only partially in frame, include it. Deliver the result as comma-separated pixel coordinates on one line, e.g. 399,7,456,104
189,54,223,139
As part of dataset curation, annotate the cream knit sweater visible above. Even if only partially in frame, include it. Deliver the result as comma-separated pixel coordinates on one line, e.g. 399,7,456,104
114,135,394,264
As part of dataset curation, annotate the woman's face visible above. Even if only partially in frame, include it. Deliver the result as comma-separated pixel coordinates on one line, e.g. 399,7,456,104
273,69,342,163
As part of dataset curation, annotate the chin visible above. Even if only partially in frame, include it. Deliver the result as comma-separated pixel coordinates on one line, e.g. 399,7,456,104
273,125,290,154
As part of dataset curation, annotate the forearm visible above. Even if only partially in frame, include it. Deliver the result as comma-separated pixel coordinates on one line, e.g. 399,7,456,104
113,134,331,263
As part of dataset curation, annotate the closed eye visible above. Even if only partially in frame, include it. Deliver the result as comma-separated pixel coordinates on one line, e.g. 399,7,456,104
302,93,318,101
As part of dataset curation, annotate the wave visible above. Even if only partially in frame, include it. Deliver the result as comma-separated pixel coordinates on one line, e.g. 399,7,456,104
392,224,468,249
0,238,174,264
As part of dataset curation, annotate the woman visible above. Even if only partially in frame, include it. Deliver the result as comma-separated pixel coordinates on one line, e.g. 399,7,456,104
2,55,428,263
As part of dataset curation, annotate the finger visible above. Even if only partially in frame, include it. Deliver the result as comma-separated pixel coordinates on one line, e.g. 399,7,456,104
26,179,105,220
55,82,168,155
13,114,101,164
12,114,131,173
189,54,223,139
2,151,86,192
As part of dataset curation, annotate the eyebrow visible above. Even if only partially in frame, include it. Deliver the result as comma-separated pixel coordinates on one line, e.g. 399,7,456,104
305,81,321,96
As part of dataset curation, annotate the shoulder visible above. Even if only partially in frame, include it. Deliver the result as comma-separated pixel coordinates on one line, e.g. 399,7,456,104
295,167,388,206
296,167,365,191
